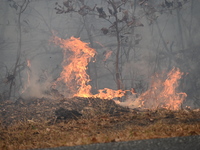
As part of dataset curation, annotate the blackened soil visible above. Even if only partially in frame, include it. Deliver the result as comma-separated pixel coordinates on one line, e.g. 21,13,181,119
0,97,130,126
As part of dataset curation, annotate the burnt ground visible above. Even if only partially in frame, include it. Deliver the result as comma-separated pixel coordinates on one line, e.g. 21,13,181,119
0,97,130,126
0,97,200,150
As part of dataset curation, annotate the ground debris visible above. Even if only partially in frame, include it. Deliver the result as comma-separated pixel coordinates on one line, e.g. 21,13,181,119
55,108,82,122
1,98,200,150
0,97,130,126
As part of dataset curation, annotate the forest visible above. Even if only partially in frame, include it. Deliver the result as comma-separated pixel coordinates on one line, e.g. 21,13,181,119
1,0,200,108
1,0,200,150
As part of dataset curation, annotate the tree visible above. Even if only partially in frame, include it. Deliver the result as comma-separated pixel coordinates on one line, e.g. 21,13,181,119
8,0,30,99
54,0,145,93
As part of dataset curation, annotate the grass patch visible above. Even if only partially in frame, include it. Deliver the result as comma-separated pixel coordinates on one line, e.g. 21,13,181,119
1,108,200,150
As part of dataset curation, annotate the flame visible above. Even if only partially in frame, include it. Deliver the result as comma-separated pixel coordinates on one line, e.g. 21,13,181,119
103,51,113,61
95,88,126,99
136,68,187,110
52,36,95,97
52,35,187,110
52,36,125,99
95,41,112,61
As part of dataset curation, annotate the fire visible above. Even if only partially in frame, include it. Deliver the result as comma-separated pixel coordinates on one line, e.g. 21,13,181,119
95,41,113,61
52,35,187,110
52,36,95,97
103,50,112,61
136,68,187,110
52,36,125,99
95,88,126,99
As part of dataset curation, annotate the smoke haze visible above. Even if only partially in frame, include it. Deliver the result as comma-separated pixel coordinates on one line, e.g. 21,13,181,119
0,0,200,109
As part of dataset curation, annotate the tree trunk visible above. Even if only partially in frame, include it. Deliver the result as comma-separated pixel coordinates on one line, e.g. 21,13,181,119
8,0,29,99
110,0,122,91
82,16,98,94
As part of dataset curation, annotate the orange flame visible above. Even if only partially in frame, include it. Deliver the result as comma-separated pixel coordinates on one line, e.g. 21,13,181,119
52,36,126,99
52,36,187,110
95,41,112,61
136,68,187,110
52,36,95,97
103,51,112,61
95,88,126,99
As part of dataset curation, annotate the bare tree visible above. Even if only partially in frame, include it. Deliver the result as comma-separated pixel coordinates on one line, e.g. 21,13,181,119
54,0,145,93
6,0,30,99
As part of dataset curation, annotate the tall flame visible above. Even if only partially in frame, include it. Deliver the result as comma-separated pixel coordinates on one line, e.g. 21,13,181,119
52,36,95,97
136,68,187,110
52,36,187,110
52,36,125,99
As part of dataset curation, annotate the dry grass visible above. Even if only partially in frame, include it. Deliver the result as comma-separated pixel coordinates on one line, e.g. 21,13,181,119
1,109,200,150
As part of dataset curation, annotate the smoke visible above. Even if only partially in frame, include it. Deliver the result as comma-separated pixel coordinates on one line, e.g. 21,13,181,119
118,94,141,109
20,50,62,99
119,68,187,110
0,0,200,109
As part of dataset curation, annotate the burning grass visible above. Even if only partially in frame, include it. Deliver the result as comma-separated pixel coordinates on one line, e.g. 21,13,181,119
0,97,200,150
0,21,196,150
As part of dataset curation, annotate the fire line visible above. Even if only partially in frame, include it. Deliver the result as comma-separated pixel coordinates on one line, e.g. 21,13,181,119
51,36,187,110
